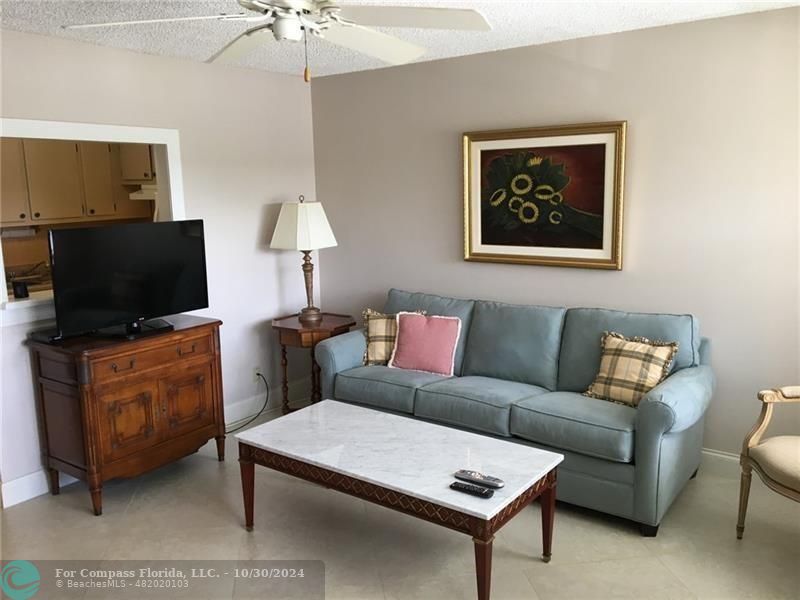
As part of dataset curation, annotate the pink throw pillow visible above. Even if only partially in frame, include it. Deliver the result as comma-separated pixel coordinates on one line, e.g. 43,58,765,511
388,312,462,376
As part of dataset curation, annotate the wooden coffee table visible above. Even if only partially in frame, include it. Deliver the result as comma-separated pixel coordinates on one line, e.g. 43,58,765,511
237,400,563,600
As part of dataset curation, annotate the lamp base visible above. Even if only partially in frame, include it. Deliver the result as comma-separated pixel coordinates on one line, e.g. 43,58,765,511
299,306,323,326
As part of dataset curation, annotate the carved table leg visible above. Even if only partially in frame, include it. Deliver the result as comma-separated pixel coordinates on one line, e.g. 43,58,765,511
280,344,289,414
473,536,493,600
540,479,556,562
48,468,60,495
240,448,255,531
310,346,321,403
88,473,103,516
215,435,226,461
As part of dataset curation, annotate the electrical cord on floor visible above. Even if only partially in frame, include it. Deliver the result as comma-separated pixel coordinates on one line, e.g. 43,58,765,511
226,372,270,434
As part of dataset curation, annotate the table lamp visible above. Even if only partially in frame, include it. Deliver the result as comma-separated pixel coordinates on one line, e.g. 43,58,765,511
270,195,337,326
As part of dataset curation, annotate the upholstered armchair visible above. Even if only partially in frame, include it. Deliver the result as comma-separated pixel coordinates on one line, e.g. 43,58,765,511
737,386,800,539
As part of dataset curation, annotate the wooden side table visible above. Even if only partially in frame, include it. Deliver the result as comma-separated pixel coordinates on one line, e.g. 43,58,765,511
272,312,356,414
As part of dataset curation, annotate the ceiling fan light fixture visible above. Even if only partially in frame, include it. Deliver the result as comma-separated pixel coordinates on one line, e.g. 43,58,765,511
272,15,303,41
61,1,491,69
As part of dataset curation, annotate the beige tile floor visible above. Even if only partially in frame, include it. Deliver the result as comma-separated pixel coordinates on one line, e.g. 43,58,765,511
2,419,799,600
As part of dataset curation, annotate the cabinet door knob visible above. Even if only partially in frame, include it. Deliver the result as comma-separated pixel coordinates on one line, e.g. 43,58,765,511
19,213,25,219
144,172,149,178
33,212,41,218
89,208,95,215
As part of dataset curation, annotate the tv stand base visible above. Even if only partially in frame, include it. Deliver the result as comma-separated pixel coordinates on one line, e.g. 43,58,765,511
110,318,175,340
29,318,175,343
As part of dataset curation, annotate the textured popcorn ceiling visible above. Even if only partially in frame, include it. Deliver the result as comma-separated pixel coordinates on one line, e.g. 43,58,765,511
0,1,795,77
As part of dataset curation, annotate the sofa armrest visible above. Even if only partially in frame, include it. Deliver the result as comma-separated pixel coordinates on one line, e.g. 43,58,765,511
315,329,366,399
636,365,715,433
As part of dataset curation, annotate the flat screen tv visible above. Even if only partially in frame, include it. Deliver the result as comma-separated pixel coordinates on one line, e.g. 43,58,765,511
48,219,208,339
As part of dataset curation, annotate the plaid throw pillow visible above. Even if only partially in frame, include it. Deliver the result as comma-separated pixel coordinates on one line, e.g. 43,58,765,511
584,331,678,407
362,309,424,366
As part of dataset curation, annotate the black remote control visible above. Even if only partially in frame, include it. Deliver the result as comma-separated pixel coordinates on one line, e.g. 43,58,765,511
450,481,494,498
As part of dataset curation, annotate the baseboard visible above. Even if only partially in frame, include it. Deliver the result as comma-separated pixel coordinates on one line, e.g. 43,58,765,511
224,376,311,425
1,470,78,509
225,405,282,430
1,376,312,509
702,447,739,461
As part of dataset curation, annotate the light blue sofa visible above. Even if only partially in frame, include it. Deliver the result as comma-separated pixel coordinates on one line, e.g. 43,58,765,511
316,289,714,535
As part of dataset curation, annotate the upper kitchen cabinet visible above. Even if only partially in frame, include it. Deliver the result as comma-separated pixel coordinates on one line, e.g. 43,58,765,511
110,144,154,219
119,143,155,182
23,139,85,221
79,142,116,217
0,138,31,225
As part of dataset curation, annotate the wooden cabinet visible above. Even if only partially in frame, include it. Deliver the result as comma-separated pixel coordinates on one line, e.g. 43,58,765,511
0,138,153,229
110,144,154,219
29,315,225,515
119,143,154,182
23,139,85,221
79,142,116,217
1,138,31,225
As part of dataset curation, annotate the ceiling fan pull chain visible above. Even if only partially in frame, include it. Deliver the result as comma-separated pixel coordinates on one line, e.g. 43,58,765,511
303,25,311,83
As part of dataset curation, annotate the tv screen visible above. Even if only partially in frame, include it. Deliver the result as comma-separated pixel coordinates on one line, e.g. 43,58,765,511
49,220,209,337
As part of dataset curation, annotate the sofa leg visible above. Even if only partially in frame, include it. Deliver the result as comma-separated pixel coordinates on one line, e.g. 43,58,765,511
640,523,659,537
690,468,699,479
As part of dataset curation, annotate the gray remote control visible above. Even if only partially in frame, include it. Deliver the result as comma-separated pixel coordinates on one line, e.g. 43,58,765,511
454,469,505,489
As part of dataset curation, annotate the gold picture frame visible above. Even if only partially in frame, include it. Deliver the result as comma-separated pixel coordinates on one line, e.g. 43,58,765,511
464,121,626,269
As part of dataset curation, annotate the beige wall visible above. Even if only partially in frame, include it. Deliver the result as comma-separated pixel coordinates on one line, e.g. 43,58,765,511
311,8,800,453
1,30,316,489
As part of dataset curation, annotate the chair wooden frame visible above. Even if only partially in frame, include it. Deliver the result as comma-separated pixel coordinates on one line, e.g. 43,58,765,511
737,386,800,539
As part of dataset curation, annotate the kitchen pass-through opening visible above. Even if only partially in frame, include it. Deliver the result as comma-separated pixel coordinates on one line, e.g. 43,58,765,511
2,138,161,301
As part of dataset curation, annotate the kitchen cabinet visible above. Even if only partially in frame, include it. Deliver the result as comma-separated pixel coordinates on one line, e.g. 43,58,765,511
0,138,31,225
119,143,154,182
79,142,116,217
23,139,85,221
110,144,154,219
0,138,154,230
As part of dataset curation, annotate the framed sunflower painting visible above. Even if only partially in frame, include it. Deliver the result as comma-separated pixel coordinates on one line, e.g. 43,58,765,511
463,121,626,269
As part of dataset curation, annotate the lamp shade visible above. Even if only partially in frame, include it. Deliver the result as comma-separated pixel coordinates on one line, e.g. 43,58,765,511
270,200,337,251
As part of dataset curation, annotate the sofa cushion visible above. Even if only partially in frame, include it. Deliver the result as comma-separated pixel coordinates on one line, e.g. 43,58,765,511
585,331,678,406
362,308,402,366
335,366,448,414
558,308,700,392
383,289,475,376
510,392,637,462
389,313,462,376
462,301,566,390
414,376,548,437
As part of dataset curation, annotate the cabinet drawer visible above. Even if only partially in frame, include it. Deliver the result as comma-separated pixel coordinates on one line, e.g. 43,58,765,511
92,334,212,382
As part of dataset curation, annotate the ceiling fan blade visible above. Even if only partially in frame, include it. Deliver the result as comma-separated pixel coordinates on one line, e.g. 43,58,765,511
334,6,490,31
206,25,273,64
323,23,426,65
62,13,250,30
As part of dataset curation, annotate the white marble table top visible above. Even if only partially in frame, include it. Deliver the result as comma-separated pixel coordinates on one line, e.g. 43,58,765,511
236,400,563,520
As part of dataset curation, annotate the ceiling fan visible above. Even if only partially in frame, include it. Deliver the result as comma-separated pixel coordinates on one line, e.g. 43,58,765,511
63,0,491,78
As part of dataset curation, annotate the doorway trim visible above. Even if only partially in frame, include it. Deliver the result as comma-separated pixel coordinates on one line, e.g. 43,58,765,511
0,118,186,326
